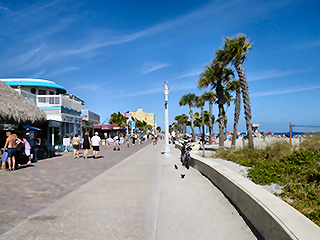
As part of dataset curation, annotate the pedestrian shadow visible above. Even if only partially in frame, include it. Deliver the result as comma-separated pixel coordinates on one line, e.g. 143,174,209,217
16,164,35,170
86,156,104,159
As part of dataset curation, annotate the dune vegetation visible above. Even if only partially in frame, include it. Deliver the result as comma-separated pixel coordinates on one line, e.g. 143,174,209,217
215,136,320,226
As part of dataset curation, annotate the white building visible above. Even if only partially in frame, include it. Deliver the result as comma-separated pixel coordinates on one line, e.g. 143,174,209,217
0,78,88,146
82,109,100,136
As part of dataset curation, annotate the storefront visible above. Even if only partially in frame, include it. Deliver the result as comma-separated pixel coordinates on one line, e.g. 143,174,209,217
60,114,82,139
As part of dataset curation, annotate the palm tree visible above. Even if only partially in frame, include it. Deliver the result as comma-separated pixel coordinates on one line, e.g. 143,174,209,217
194,112,202,133
215,34,254,147
195,96,205,135
201,91,216,144
232,86,241,147
179,93,197,141
110,111,127,128
198,64,234,147
222,91,233,136
174,114,189,134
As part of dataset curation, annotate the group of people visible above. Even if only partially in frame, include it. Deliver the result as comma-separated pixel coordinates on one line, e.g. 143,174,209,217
71,132,102,159
2,131,32,171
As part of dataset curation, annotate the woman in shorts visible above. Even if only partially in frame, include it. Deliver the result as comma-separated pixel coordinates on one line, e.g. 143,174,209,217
71,134,80,158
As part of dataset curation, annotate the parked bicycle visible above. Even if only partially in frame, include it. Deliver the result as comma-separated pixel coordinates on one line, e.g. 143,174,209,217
180,141,193,169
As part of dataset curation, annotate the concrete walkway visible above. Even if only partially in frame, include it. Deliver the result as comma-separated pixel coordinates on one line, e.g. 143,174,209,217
0,142,257,240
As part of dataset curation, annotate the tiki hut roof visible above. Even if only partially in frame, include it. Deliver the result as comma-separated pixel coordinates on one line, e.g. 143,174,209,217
0,81,47,125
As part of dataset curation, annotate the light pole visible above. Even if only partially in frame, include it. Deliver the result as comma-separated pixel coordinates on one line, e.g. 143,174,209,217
163,81,171,157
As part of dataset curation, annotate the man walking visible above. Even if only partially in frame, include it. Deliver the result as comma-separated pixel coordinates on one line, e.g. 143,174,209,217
91,132,101,159
4,132,22,171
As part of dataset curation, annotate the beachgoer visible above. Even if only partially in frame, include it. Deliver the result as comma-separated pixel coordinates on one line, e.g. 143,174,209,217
125,134,130,147
4,132,22,171
22,135,32,164
71,134,80,158
82,132,91,159
91,132,101,159
113,135,120,151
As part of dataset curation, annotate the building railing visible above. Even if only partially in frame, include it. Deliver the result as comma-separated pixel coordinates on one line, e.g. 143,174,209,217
82,109,100,123
15,89,37,105
36,95,82,112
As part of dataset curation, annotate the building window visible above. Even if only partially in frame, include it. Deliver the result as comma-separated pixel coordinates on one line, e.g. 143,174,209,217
49,91,54,95
38,90,46,95
31,88,36,94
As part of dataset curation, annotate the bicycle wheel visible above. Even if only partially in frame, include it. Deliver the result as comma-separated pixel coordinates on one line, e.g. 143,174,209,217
181,152,187,166
185,153,190,169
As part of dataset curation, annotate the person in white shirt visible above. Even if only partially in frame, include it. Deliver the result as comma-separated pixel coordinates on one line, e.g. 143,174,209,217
113,135,120,151
91,132,101,159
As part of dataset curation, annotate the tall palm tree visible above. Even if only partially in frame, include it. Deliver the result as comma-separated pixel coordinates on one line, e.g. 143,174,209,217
110,111,127,128
231,87,241,147
174,114,188,133
179,93,197,141
222,91,233,136
194,112,202,133
215,34,254,147
198,64,234,147
201,91,216,144
195,96,205,135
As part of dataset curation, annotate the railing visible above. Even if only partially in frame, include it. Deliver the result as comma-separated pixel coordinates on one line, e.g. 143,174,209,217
36,95,82,112
82,109,100,123
15,89,37,105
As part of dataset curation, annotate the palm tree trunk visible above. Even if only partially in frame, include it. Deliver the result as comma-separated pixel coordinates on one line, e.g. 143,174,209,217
217,82,225,147
201,107,205,135
189,106,195,141
235,61,254,148
208,101,213,144
231,89,241,147
218,104,225,147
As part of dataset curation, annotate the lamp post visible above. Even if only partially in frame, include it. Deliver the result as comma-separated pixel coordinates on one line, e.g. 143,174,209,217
163,81,171,157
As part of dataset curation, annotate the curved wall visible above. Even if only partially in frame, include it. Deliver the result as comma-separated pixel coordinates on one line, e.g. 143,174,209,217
177,143,320,239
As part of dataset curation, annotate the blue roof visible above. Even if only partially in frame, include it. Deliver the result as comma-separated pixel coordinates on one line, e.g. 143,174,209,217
0,78,67,93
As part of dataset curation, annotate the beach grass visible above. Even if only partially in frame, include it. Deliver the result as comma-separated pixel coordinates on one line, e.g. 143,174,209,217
215,136,320,226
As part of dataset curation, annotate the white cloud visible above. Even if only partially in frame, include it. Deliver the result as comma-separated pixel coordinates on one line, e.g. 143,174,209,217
7,46,43,67
30,70,45,78
251,85,320,97
49,67,78,76
0,6,11,13
247,69,311,81
170,70,202,80
141,61,171,75
283,40,320,51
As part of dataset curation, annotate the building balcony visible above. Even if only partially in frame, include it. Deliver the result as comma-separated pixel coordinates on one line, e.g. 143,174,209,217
81,109,100,123
36,94,82,114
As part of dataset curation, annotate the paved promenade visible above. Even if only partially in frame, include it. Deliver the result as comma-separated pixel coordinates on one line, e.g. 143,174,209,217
0,140,257,239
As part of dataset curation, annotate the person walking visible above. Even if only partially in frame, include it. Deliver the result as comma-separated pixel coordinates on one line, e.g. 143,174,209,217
71,134,80,158
91,132,101,159
4,132,22,171
82,132,91,159
21,135,32,164
113,135,120,151
125,134,130,147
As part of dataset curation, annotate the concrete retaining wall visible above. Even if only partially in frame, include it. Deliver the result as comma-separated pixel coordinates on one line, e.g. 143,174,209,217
177,143,320,239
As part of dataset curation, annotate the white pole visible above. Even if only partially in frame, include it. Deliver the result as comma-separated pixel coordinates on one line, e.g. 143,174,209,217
163,81,171,157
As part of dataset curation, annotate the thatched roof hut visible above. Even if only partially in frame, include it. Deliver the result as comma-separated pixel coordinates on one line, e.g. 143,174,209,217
0,81,46,125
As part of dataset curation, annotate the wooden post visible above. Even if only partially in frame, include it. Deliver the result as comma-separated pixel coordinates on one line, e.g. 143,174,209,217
289,122,292,146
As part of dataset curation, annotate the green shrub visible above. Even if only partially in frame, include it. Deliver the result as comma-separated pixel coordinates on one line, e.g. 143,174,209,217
214,137,320,226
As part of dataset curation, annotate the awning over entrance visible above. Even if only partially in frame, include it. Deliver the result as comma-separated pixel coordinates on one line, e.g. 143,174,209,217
93,124,123,131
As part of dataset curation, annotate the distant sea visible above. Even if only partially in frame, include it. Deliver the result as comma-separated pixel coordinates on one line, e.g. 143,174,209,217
274,132,320,137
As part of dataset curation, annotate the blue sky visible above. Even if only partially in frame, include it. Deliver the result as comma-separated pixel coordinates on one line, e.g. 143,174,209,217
0,0,319,133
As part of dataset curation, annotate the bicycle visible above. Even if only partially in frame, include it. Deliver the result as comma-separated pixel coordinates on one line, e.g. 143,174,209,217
180,141,192,169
